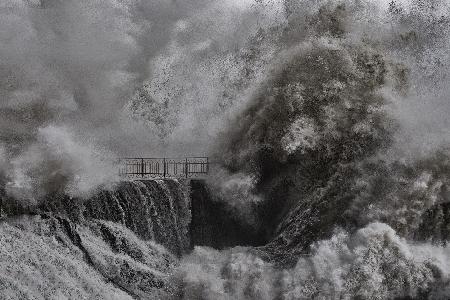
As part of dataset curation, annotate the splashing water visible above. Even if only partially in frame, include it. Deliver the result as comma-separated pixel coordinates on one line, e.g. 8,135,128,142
2,0,450,299
177,223,450,299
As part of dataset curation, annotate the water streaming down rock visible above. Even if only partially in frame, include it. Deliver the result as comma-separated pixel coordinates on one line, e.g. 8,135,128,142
0,179,192,298
0,178,267,299
1,177,258,252
0,213,179,299
81,179,253,254
82,180,192,256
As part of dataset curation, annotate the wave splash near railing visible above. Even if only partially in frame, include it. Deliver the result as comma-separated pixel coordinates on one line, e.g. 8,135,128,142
119,157,209,179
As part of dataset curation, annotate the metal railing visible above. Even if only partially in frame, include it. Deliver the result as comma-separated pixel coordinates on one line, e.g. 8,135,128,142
119,157,209,179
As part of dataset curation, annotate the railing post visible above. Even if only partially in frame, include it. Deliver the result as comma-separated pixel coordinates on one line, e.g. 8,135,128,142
163,158,166,178
141,158,144,178
185,158,188,178
206,157,209,174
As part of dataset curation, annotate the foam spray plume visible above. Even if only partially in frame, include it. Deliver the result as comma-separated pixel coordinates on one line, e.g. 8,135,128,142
175,1,450,298
0,0,150,201
1,0,450,299
0,0,228,202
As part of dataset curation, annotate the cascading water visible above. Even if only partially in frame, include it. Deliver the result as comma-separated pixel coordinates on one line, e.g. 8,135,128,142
83,180,191,256
0,178,262,298
24,179,192,256
0,213,179,299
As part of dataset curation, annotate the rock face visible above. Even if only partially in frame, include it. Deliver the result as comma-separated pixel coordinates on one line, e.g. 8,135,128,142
189,180,262,249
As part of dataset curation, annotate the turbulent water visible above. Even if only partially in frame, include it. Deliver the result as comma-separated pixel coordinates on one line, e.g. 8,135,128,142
0,215,177,299
1,179,192,298
0,179,258,298
2,0,450,299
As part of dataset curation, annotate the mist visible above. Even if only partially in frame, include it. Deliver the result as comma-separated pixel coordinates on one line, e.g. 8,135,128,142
0,0,279,201
4,0,448,201
2,0,450,299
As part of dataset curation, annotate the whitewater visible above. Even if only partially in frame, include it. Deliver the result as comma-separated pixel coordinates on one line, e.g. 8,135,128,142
1,0,450,299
